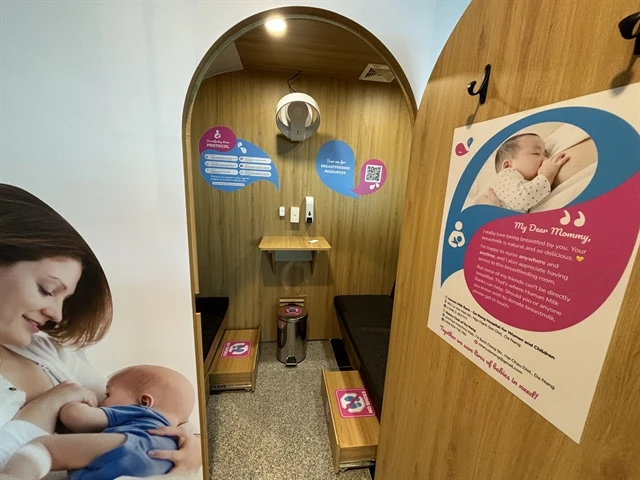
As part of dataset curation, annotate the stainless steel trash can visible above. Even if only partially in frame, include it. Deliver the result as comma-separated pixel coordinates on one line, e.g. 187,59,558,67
276,305,308,365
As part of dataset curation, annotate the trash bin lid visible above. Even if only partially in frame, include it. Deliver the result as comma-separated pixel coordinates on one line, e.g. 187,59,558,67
277,305,308,321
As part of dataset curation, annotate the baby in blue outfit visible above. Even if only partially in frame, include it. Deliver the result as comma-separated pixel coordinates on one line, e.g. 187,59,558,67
0,365,195,480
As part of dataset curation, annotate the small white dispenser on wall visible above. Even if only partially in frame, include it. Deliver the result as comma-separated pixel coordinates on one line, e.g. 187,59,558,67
305,196,314,224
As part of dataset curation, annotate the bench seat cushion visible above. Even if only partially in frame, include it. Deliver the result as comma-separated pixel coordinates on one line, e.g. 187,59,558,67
334,295,393,417
195,297,229,357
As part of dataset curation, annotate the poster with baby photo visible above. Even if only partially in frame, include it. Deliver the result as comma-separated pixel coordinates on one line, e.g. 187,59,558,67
0,184,203,479
427,83,640,443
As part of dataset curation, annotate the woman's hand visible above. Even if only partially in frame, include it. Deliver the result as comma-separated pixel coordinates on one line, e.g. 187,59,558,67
14,381,98,434
147,424,202,473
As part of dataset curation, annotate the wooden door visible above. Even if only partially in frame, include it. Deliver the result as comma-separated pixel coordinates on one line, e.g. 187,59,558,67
376,1,640,479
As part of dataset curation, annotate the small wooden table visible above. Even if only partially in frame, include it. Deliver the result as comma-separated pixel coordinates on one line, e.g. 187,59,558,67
258,236,331,274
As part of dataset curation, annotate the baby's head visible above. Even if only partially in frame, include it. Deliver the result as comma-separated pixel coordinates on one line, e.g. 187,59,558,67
495,133,548,180
102,365,195,425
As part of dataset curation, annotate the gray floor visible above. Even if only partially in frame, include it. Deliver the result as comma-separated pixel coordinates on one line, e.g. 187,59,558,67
206,341,372,480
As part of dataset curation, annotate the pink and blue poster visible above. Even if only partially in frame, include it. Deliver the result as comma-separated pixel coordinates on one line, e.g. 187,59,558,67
316,140,387,197
199,126,279,192
428,84,640,443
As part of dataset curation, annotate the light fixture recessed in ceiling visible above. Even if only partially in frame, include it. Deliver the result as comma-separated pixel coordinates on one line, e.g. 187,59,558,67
265,18,287,35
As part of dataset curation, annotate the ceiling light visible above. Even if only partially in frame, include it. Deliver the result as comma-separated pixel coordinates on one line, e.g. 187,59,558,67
265,18,287,35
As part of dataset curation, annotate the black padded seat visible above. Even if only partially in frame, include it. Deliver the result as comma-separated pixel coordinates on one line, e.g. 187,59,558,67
334,295,393,418
195,297,229,357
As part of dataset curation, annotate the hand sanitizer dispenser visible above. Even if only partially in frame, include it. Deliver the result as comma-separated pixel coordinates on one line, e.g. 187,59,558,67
305,196,314,224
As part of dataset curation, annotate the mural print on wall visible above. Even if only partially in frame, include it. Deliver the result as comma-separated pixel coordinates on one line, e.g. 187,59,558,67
0,184,202,479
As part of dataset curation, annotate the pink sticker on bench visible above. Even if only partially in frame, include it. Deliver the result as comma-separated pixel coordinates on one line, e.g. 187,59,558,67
220,341,252,358
335,388,376,418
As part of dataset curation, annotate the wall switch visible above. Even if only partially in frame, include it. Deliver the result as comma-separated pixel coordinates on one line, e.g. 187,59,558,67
290,207,300,223
279,206,285,217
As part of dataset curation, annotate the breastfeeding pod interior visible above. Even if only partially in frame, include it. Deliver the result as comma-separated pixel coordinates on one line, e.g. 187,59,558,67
376,0,640,479
181,7,416,475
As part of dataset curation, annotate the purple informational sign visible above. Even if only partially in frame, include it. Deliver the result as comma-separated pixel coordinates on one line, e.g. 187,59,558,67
199,126,236,153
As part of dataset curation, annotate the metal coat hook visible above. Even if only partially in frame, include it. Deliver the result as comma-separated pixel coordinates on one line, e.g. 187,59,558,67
619,12,640,55
467,64,491,105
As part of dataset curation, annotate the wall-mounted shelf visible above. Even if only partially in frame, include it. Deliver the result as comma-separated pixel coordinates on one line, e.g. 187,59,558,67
259,236,331,274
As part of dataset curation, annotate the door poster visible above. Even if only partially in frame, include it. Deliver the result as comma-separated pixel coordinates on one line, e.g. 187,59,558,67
428,84,640,443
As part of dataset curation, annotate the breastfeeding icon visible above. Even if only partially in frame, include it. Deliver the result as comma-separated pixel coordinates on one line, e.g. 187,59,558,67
214,130,222,139
560,210,586,227
448,221,466,248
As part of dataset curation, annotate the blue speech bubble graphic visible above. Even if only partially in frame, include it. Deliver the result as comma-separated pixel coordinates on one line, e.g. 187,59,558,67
316,140,358,198
200,138,279,192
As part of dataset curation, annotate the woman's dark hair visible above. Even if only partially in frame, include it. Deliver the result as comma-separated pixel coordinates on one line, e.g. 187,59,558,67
0,183,113,347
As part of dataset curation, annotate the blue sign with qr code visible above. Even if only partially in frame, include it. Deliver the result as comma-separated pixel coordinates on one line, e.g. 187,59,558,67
316,140,387,198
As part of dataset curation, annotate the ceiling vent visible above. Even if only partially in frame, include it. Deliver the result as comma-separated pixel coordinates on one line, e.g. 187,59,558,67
359,63,396,83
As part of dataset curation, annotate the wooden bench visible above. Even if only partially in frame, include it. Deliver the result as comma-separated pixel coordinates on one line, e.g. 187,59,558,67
195,297,229,397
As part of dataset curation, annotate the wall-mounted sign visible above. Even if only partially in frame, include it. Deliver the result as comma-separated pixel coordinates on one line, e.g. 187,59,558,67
428,84,640,443
199,126,279,192
316,140,387,198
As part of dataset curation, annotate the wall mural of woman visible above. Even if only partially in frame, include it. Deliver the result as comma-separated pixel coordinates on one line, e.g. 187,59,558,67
0,184,202,479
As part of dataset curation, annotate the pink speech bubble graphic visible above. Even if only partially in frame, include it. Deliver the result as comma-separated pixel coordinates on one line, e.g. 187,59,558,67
352,159,387,195
455,143,469,156
199,126,236,153
463,172,640,332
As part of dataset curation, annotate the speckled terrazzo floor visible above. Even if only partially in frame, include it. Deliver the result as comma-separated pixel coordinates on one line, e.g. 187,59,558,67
206,341,372,480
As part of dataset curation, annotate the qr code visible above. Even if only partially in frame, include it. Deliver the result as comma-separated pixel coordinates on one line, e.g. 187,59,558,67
365,165,383,183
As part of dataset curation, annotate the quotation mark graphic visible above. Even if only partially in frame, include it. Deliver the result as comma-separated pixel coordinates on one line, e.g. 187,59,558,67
448,221,466,248
560,210,586,227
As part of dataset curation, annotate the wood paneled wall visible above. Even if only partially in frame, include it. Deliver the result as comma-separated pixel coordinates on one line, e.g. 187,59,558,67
191,69,412,341
376,0,640,479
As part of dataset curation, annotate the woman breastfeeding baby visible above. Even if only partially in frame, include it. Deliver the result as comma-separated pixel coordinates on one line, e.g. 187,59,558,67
0,184,201,478
475,133,570,210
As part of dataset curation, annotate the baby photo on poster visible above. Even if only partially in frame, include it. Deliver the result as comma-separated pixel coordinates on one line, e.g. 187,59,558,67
464,122,597,213
428,83,640,443
0,184,202,479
